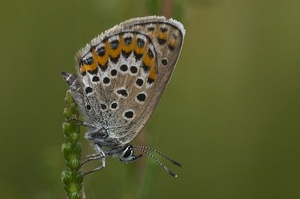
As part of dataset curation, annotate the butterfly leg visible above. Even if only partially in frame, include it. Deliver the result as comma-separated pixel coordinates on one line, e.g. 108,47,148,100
83,144,106,176
80,154,100,166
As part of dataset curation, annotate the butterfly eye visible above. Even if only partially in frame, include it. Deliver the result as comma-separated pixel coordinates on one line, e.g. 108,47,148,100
122,145,133,158
119,145,142,163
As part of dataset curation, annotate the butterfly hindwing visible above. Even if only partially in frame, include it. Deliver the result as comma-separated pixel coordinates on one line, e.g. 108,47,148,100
63,16,185,146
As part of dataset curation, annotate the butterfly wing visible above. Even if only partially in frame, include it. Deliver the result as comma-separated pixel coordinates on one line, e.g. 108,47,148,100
115,16,186,143
63,16,185,146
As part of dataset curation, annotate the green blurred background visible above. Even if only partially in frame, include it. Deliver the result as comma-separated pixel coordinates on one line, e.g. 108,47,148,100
1,0,300,198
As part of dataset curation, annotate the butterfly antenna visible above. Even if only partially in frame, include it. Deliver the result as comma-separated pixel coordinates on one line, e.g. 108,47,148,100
134,146,181,167
133,146,179,177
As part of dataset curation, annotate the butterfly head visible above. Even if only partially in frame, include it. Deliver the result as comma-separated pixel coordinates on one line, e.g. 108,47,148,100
119,145,143,163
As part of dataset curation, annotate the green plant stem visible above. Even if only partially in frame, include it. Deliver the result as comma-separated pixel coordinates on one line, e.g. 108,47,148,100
61,90,84,199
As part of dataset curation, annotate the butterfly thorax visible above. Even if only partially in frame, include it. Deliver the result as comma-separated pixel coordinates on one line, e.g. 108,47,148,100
85,127,125,149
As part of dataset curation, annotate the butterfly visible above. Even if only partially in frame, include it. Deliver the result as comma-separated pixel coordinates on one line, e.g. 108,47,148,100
62,16,185,177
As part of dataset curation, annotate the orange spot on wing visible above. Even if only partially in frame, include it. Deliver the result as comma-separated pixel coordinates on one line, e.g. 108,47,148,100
107,40,121,58
144,51,156,80
150,29,157,37
84,61,97,72
143,52,154,68
149,67,156,80
92,46,108,68
169,38,177,48
120,35,133,53
158,31,168,41
133,36,146,54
